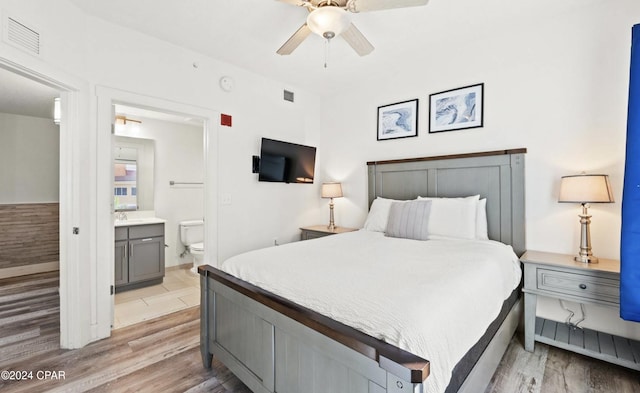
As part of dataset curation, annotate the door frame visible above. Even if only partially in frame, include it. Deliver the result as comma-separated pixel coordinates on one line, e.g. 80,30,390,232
0,54,91,348
95,86,219,338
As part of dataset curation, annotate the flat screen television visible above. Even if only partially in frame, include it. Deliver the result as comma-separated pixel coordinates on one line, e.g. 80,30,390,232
258,138,316,184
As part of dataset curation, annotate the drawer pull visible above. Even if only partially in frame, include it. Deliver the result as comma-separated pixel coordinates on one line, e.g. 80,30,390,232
579,283,587,290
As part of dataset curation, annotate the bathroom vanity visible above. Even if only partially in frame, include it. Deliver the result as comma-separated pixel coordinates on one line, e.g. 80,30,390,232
112,136,164,293
114,220,165,293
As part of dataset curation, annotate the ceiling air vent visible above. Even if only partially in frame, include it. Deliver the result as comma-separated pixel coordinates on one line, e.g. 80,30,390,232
284,90,294,103
6,16,40,55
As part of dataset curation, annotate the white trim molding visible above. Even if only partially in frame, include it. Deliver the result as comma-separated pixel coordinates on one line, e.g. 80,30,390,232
0,51,91,349
95,86,220,340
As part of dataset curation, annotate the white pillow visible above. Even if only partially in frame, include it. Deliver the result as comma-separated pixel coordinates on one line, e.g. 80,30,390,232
417,195,479,240
476,198,489,240
363,197,405,232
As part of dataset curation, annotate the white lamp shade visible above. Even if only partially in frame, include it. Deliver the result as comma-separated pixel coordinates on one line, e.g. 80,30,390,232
322,182,343,198
306,6,351,38
558,174,614,203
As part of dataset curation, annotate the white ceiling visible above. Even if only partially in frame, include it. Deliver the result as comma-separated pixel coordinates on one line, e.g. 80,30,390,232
66,0,596,97
0,0,598,119
0,66,60,119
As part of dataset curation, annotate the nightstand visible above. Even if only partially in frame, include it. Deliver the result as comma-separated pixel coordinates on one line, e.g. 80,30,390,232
300,225,357,240
521,250,640,370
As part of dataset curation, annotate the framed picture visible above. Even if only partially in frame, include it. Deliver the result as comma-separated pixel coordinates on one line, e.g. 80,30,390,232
429,83,483,133
377,99,419,141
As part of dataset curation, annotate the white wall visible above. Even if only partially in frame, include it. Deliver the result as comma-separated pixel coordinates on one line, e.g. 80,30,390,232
0,0,323,256
0,112,59,203
82,14,324,263
115,117,205,267
0,0,323,344
216,91,324,261
319,0,640,339
2,0,639,345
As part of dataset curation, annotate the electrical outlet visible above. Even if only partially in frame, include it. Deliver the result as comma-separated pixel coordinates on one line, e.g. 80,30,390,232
221,193,232,205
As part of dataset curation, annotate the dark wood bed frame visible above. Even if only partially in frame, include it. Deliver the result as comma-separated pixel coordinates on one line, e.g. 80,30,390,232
199,148,526,393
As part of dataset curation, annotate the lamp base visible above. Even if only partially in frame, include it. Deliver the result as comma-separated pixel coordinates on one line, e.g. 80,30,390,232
327,199,336,232
574,205,598,263
574,255,599,264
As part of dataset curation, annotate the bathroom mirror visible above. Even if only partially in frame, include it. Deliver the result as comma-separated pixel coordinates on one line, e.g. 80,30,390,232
113,136,155,211
114,157,137,210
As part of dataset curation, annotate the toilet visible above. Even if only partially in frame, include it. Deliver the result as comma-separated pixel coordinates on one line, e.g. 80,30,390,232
179,219,205,272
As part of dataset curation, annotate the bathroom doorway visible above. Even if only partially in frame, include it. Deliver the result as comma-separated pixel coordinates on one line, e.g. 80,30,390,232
111,104,206,329
95,87,218,335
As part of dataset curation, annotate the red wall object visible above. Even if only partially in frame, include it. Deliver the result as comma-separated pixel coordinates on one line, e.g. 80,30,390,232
221,114,232,127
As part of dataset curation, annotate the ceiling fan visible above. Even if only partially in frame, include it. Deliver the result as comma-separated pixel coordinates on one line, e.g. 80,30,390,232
276,0,429,57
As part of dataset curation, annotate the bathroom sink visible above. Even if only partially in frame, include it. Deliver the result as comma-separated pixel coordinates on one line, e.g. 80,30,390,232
114,217,166,227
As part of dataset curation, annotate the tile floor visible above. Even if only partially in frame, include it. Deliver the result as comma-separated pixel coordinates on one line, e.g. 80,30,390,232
113,267,199,329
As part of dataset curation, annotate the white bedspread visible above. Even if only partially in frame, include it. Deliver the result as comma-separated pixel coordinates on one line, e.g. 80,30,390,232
220,230,521,393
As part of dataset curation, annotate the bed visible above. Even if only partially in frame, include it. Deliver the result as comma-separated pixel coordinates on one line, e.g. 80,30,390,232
199,148,526,393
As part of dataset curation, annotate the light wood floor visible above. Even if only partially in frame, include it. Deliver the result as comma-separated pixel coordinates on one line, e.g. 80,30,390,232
486,334,640,393
0,271,60,368
1,272,639,392
114,267,199,329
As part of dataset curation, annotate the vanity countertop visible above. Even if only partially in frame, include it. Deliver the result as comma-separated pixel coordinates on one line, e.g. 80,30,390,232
114,217,166,227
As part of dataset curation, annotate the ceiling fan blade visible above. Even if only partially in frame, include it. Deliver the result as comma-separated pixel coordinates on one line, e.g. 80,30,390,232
341,24,374,56
277,24,312,55
348,0,429,13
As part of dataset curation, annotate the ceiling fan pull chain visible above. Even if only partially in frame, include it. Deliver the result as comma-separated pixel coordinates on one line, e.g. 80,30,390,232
324,38,330,69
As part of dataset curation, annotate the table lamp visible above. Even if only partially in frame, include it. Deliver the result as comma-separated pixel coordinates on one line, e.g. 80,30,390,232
558,174,614,263
321,182,343,231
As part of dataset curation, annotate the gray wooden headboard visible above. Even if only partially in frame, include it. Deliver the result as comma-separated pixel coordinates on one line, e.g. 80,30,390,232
367,149,526,256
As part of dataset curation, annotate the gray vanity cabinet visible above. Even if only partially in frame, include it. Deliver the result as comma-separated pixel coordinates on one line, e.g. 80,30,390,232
114,240,128,286
114,227,129,287
129,237,164,282
114,223,165,292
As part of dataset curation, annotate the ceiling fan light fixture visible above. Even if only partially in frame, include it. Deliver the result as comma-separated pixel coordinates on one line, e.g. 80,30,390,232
306,6,351,39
